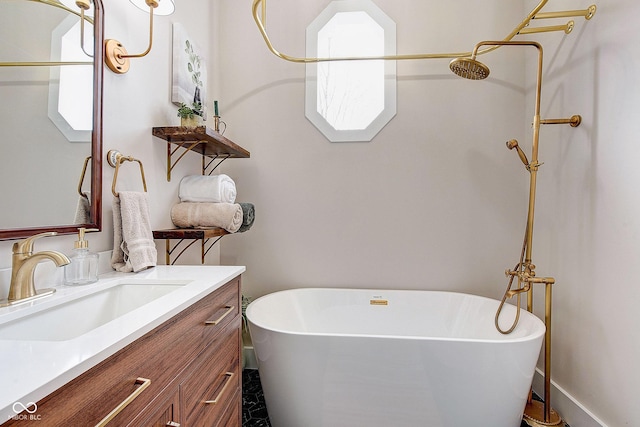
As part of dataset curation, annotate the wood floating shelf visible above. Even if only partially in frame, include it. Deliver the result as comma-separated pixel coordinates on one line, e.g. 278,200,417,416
153,228,230,265
152,126,250,181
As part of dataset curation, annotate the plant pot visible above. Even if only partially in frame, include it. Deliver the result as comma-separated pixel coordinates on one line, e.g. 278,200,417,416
181,116,200,127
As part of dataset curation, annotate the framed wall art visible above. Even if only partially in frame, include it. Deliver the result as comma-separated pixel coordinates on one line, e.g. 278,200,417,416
172,23,207,112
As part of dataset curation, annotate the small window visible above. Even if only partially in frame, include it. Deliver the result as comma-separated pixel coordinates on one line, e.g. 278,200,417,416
305,0,396,142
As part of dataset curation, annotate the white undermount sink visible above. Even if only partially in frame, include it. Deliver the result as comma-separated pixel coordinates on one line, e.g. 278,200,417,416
0,282,186,341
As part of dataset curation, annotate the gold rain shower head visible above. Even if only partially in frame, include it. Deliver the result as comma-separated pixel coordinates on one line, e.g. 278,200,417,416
449,56,491,80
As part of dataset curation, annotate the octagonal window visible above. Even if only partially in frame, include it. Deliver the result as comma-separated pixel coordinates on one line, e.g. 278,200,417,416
306,0,396,142
48,15,94,142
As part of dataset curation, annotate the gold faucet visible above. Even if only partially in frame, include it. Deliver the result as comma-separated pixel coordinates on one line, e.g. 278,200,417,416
1,232,70,307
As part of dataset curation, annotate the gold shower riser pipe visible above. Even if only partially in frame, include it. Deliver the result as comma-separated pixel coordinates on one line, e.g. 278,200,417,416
540,115,582,127
533,5,597,20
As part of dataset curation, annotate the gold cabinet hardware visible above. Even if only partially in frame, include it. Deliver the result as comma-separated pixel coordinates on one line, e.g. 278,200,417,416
205,306,235,326
95,377,151,427
205,372,235,405
165,422,181,427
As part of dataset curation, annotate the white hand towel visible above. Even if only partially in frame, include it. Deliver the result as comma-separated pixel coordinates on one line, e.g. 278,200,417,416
179,174,237,203
170,202,243,232
111,191,157,273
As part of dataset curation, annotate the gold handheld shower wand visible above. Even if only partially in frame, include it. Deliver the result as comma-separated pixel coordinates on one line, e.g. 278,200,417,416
506,139,530,168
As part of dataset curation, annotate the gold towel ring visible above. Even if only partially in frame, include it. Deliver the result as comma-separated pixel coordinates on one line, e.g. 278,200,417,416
107,150,148,197
77,156,91,199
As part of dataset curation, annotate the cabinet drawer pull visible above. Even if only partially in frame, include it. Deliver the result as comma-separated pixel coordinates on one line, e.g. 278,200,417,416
205,305,235,325
95,377,151,427
204,372,235,405
166,422,180,427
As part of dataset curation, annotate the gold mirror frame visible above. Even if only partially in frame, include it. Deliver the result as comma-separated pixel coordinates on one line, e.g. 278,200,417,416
0,0,103,240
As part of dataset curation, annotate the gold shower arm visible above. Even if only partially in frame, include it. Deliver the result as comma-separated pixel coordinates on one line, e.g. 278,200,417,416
251,0,593,64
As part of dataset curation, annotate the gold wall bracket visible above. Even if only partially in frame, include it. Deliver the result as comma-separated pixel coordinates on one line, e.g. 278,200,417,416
153,228,228,265
532,4,596,20
540,115,582,127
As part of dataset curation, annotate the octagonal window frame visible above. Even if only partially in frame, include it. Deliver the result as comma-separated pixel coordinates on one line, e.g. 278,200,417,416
305,0,396,142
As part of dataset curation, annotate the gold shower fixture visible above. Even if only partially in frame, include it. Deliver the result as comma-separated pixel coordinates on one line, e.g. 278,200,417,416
251,0,596,64
449,40,585,427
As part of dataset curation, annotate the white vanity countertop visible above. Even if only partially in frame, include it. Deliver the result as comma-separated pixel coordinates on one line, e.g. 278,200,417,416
0,265,245,422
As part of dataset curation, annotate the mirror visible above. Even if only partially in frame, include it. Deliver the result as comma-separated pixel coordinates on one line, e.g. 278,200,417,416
305,0,396,142
0,0,103,240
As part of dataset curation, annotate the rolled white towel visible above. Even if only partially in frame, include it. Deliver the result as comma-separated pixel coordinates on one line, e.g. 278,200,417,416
179,174,237,203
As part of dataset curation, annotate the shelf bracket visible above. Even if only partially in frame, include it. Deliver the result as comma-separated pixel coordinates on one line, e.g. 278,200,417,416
203,154,231,176
202,236,225,263
161,236,225,265
155,228,229,265
163,238,198,265
166,140,206,181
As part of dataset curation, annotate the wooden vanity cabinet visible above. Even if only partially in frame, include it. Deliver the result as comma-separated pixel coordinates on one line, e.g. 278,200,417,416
3,277,242,427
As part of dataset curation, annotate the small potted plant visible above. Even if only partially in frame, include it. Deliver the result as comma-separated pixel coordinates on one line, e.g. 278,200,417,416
177,102,203,127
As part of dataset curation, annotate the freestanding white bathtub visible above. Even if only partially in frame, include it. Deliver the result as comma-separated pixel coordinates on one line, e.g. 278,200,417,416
247,288,545,427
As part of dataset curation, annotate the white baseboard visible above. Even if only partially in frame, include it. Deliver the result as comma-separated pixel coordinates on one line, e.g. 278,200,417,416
532,369,608,427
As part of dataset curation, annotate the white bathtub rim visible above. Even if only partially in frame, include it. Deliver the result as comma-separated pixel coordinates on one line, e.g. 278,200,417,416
246,287,546,344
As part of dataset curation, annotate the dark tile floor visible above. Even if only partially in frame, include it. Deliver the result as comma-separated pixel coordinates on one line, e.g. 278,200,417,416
243,369,272,427
241,369,568,427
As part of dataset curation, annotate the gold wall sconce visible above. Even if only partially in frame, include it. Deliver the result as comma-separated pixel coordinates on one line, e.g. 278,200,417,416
64,0,175,74
105,0,175,74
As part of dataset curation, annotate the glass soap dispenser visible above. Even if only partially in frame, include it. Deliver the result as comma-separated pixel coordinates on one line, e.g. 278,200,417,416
64,228,99,286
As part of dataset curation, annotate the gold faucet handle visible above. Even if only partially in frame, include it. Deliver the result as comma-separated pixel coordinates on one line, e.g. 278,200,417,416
13,232,58,255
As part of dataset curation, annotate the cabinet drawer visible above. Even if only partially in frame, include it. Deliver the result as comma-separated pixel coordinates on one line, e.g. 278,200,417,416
179,278,240,354
216,388,241,427
131,387,181,427
182,318,241,426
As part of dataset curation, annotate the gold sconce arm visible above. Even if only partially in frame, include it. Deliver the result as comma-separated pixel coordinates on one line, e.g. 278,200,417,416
75,0,94,58
104,0,174,74
104,5,154,74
